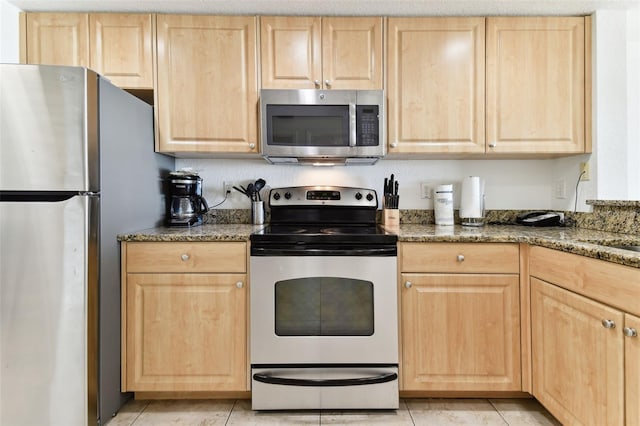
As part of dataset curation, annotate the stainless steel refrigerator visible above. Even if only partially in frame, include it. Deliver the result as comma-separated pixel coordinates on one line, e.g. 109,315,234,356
0,64,174,425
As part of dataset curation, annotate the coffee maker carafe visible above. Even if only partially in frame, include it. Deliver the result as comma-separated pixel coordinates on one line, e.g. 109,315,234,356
166,171,209,227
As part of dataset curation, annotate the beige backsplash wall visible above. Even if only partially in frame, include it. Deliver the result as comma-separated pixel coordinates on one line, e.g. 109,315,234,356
177,157,595,212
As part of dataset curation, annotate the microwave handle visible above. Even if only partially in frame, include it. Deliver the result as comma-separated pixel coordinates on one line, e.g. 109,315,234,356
349,103,357,147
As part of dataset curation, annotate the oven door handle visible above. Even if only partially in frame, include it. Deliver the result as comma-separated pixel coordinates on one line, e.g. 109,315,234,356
252,371,398,387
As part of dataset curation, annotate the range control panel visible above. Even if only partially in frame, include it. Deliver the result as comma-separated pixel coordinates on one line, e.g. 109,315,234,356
269,186,377,208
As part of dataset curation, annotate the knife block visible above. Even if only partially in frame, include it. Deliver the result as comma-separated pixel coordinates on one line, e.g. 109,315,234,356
383,208,399,228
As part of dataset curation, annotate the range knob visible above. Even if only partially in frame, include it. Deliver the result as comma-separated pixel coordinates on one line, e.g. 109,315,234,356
273,192,281,200
284,192,292,200
355,192,363,200
366,193,374,201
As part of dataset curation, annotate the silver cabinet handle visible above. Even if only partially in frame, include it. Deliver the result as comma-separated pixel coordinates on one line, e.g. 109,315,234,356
602,319,616,329
248,143,256,149
457,254,465,262
236,281,244,289
180,254,190,261
488,142,497,148
390,142,398,148
624,327,638,337
314,79,321,87
325,79,331,87
404,281,412,289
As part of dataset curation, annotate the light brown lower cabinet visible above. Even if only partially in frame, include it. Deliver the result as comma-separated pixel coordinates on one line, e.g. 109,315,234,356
121,242,247,393
530,246,640,426
531,278,624,425
400,243,522,392
626,314,640,426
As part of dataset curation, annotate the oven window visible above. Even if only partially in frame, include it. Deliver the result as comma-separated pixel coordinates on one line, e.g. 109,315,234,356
274,277,374,336
267,105,350,147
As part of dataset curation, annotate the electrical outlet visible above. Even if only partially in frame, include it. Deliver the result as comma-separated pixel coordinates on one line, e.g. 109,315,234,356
580,162,591,181
223,181,233,196
555,180,567,199
420,182,434,199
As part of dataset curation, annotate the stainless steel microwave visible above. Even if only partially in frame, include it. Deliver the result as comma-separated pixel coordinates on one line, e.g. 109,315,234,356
260,89,385,165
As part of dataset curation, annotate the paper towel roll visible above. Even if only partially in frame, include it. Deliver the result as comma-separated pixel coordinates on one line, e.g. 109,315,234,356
460,176,484,219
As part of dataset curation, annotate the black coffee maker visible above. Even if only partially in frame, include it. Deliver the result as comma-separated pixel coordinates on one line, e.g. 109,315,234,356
166,171,209,227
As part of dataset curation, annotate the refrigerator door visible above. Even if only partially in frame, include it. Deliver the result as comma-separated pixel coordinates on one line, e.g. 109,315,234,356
0,194,98,426
0,64,98,192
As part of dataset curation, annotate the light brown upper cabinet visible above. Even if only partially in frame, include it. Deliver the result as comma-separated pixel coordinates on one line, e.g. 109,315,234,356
155,15,259,154
387,16,590,156
24,13,89,67
486,17,588,154
89,14,154,89
387,18,486,154
260,16,383,90
23,13,154,90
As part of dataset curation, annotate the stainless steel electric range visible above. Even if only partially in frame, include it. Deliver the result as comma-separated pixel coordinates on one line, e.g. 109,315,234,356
249,186,399,410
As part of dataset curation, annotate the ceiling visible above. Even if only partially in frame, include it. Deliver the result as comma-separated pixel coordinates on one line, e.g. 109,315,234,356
6,0,640,16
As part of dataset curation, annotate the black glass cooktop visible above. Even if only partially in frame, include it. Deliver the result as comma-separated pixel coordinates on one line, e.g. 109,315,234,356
250,224,397,246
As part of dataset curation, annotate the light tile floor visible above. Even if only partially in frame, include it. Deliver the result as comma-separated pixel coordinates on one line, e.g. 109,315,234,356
107,398,561,425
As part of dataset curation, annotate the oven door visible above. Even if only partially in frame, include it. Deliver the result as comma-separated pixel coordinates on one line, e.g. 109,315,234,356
250,255,398,410
250,255,398,365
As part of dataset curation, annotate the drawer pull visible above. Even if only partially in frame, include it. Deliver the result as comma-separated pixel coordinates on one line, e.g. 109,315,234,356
624,327,638,338
236,281,244,289
601,319,616,329
404,281,412,289
457,254,465,262
181,254,190,261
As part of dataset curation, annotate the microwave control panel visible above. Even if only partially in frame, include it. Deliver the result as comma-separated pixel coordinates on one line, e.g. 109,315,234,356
356,105,380,147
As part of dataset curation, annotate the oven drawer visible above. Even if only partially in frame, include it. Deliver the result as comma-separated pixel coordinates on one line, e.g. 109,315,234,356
251,366,399,410
126,242,246,273
401,242,519,273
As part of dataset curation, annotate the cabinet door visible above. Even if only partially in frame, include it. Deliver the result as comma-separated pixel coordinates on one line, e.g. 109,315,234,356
126,273,246,391
260,16,321,89
25,13,89,66
387,18,485,154
401,273,521,391
531,278,624,426
89,13,154,89
156,15,258,153
322,17,383,90
627,314,640,426
486,17,585,154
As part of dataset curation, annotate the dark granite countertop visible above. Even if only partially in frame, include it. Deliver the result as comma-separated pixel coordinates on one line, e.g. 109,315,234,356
118,224,264,242
119,223,640,269
393,224,640,268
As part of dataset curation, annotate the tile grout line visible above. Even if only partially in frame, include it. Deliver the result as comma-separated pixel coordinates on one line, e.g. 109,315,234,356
127,399,150,426
224,399,237,425
403,399,417,426
488,399,510,426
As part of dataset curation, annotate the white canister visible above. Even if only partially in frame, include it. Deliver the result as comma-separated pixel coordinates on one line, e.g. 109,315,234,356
434,184,454,226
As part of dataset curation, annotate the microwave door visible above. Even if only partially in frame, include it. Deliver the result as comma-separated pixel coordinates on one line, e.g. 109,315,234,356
266,105,350,150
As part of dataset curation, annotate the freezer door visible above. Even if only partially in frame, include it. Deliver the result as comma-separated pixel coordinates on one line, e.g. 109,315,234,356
0,195,97,426
0,64,98,192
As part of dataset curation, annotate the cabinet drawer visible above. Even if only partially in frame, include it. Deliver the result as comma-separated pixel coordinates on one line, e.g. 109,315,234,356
125,242,246,273
401,243,519,273
530,246,640,317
